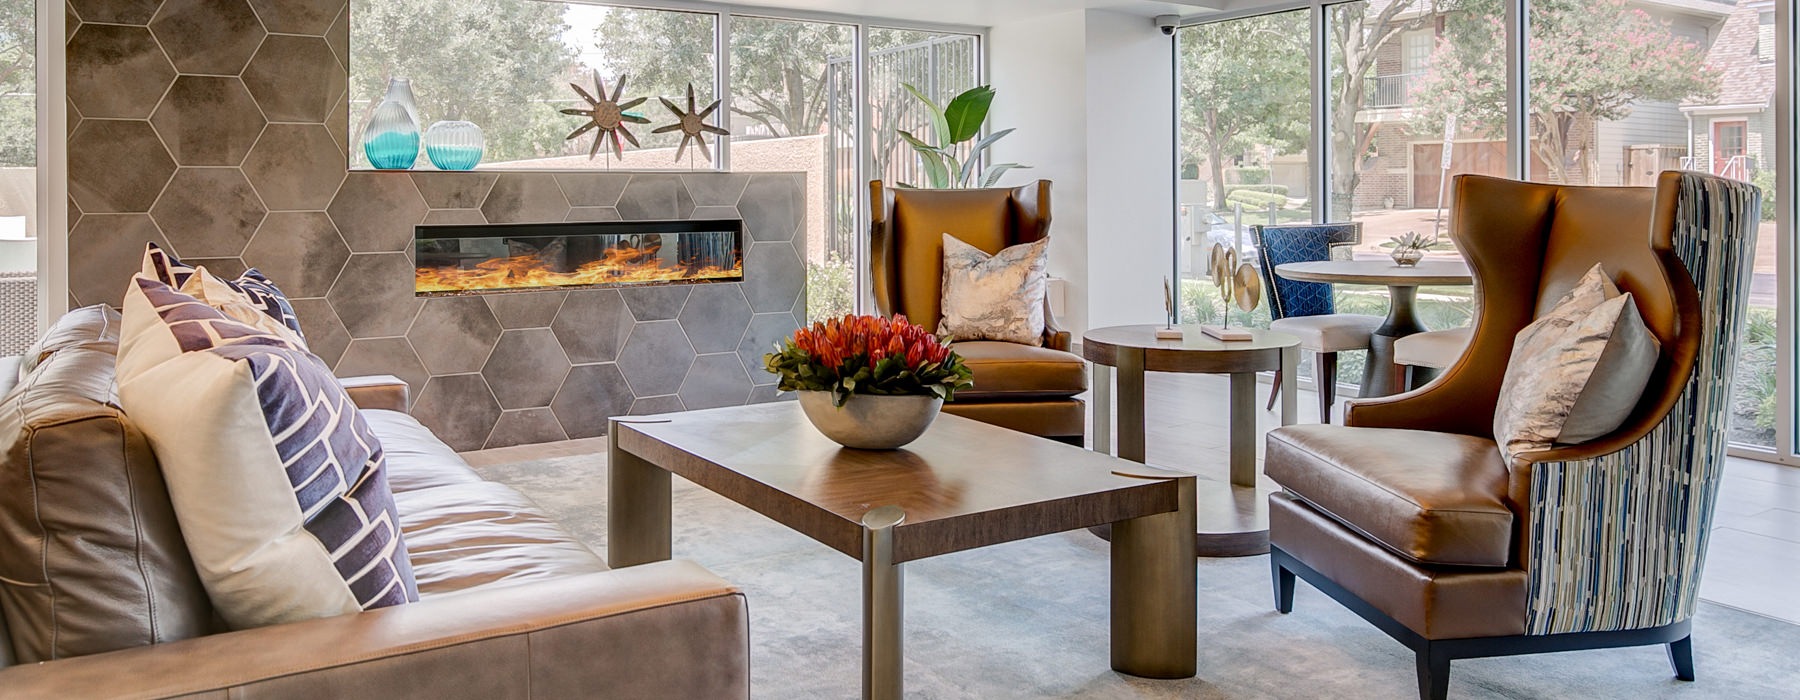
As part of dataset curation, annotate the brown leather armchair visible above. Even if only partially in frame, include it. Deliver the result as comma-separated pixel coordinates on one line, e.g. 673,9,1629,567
1263,172,1761,699
869,180,1086,444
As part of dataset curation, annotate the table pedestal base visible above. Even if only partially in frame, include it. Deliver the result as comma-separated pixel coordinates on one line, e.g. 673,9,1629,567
1089,478,1272,557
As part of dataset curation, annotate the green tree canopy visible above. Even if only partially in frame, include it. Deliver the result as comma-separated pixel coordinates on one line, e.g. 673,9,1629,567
0,0,34,168
1180,11,1310,212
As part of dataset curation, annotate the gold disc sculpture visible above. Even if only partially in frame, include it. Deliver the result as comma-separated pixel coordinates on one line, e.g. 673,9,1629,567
1202,242,1262,340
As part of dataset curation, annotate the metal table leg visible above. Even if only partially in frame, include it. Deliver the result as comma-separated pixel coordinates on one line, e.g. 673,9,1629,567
862,506,906,700
1092,363,1113,455
606,419,671,568
1111,473,1197,678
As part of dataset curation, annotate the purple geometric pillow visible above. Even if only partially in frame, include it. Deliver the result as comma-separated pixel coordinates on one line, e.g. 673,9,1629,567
142,242,305,342
116,275,417,629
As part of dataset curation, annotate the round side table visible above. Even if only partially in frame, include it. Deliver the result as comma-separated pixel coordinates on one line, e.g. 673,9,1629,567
1272,260,1472,398
1083,324,1300,556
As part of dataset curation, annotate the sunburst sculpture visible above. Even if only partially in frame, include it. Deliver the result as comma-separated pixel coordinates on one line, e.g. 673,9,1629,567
560,71,649,160
653,83,730,163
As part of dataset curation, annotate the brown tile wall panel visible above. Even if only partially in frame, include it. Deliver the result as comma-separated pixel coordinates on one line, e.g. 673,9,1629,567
64,0,806,448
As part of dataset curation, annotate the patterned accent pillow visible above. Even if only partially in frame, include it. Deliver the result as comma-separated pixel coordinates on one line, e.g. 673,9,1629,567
1493,264,1661,459
142,242,306,344
938,233,1049,346
116,275,417,629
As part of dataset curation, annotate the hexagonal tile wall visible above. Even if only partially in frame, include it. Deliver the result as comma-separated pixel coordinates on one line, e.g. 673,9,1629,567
150,76,266,167
68,214,168,308
551,289,631,364
68,120,176,214
242,212,349,298
617,320,697,398
149,168,267,258
67,24,175,119
149,0,266,75
486,408,569,449
335,337,428,403
551,363,635,440
330,173,429,253
481,173,572,224
411,374,502,453
244,124,347,211
328,253,422,338
242,34,345,123
679,353,753,410
482,329,573,410
678,284,753,355
247,0,341,34
409,296,502,375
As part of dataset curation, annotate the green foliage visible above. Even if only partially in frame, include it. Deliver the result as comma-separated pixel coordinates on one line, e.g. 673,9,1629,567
806,254,856,321
1230,168,1271,186
1225,184,1288,198
1734,307,1779,439
0,0,34,168
1179,13,1308,211
763,316,974,406
349,0,579,164
897,84,1027,189
1225,190,1289,210
1752,169,1778,222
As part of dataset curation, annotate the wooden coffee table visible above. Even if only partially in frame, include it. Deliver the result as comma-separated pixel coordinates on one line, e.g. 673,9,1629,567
607,402,1198,700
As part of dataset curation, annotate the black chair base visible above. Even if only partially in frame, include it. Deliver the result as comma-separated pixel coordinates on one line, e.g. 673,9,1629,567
1271,546,1695,700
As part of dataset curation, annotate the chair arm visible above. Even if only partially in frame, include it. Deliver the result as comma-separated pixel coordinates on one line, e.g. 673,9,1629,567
1042,297,1071,351
338,374,409,412
0,561,748,700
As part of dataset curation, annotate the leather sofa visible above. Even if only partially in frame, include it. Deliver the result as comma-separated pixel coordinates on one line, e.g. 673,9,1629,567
0,306,748,698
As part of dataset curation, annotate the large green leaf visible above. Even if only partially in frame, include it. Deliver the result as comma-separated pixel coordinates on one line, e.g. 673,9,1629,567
901,82,951,148
959,127,1014,185
943,86,996,144
981,163,1029,188
898,130,951,188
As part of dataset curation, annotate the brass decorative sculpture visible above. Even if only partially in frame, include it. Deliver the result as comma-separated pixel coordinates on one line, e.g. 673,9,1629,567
653,83,730,164
1202,243,1261,341
560,71,650,160
1156,277,1183,340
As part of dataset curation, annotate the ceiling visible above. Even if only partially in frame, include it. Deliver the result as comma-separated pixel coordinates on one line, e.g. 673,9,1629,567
699,0,1260,28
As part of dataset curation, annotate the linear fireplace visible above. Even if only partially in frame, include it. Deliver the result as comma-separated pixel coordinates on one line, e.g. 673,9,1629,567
415,219,745,296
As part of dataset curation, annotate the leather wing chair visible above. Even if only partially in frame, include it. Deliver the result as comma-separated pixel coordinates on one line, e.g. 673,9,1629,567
869,180,1086,444
1264,171,1761,699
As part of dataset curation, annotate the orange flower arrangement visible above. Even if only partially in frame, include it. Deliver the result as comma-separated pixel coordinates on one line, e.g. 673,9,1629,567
764,314,973,407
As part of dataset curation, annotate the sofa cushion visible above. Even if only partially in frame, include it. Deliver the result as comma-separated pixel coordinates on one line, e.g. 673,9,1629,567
950,340,1086,400
361,409,487,494
397,481,607,598
116,276,418,629
19,304,118,374
0,334,213,663
1265,425,1514,568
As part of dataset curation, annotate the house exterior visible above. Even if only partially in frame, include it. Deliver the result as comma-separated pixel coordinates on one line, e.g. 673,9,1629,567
1681,0,1777,182
1350,0,1736,211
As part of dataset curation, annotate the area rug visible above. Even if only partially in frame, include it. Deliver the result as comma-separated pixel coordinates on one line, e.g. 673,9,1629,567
476,450,1800,699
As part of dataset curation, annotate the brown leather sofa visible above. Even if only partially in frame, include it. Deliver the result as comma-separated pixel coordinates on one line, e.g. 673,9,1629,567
1264,172,1761,699
869,180,1086,443
0,306,748,698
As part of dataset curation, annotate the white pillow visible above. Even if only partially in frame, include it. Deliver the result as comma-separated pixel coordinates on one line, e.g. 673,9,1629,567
938,233,1049,346
1493,264,1661,459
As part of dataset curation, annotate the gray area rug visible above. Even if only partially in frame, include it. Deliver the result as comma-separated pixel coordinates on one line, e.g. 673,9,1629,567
477,451,1800,699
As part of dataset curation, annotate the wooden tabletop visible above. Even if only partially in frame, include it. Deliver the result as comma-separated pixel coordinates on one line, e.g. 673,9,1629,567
1083,325,1298,373
1274,260,1472,286
611,402,1185,564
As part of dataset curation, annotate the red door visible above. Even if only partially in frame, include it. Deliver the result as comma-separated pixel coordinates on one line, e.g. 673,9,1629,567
1712,120,1747,178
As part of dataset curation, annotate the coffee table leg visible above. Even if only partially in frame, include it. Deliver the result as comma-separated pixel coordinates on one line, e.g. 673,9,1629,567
1280,345,1299,427
1228,372,1256,487
1116,349,1147,463
1092,363,1113,455
1111,474,1197,678
606,419,671,569
862,506,907,700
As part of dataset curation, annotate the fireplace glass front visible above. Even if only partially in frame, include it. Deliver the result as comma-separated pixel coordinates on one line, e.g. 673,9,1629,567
415,219,744,296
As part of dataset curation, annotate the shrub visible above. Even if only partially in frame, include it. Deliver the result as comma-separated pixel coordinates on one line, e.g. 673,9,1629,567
1229,167,1270,185
1751,169,1777,222
1225,184,1289,198
1226,190,1289,210
805,254,856,321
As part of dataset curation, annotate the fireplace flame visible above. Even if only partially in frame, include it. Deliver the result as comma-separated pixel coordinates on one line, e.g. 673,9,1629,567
416,243,742,295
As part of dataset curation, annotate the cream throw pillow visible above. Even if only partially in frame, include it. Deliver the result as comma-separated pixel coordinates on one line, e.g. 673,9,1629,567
1493,264,1661,459
180,266,309,348
938,233,1049,346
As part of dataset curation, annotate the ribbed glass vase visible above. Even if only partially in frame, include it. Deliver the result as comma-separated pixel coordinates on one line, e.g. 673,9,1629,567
362,100,418,169
424,120,484,170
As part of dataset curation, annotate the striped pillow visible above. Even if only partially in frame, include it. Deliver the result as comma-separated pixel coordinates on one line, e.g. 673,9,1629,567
141,243,305,344
116,275,417,629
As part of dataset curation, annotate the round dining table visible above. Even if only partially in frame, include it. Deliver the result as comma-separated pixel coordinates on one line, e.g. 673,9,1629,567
1273,259,1473,398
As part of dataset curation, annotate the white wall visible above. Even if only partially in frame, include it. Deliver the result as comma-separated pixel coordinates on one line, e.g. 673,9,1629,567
989,8,1174,337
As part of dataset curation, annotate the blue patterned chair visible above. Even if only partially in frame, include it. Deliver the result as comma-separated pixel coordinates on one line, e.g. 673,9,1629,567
1263,171,1760,699
1252,223,1379,423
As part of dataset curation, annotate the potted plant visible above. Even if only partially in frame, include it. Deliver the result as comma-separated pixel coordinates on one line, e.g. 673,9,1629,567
764,314,974,449
896,84,1029,189
1381,231,1450,267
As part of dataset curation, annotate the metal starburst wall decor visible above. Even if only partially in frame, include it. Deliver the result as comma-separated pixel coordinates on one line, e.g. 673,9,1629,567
654,83,730,163
561,71,650,160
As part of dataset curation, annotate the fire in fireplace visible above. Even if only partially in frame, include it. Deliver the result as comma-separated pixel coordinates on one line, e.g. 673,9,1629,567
415,219,744,296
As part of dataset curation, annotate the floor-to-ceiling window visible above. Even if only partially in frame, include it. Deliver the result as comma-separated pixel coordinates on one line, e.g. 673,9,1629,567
1178,0,1792,461
0,0,35,351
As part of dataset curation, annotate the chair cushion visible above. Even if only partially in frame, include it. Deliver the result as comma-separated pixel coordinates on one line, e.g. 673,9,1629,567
1394,327,1472,369
950,340,1086,400
1265,425,1514,567
1269,314,1382,353
361,409,488,494
396,481,607,598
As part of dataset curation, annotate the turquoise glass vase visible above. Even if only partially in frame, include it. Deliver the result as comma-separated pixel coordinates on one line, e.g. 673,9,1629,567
362,78,420,170
424,120,484,170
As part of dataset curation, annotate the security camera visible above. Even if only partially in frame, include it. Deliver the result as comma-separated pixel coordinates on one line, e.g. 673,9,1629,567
1154,15,1180,36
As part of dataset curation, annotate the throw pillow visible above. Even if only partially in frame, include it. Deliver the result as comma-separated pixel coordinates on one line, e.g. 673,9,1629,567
116,275,417,629
181,266,309,348
1493,264,1661,459
142,242,306,344
938,233,1049,346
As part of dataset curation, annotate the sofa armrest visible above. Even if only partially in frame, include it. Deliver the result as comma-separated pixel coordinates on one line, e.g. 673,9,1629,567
0,561,748,700
338,374,409,412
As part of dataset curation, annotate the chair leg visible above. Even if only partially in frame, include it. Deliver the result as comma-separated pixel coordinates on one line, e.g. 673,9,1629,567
1391,361,1410,395
1314,352,1338,424
1668,636,1695,681
1272,557,1295,614
1415,645,1451,700
1266,368,1283,412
